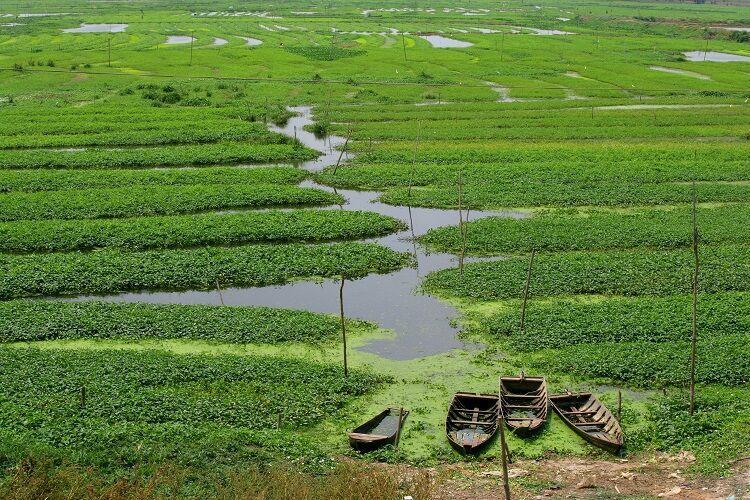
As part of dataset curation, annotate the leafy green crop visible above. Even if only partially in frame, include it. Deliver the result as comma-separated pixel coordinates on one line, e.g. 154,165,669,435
486,293,750,350
0,300,346,344
0,166,306,193
0,184,342,221
424,246,750,300
532,335,749,387
421,205,750,255
0,209,405,252
0,242,411,298
0,346,385,470
0,143,316,169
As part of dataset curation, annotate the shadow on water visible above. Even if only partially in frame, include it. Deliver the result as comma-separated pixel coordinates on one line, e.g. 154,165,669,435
73,106,528,360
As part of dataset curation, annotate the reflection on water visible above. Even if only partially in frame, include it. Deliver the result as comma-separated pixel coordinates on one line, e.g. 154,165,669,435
165,36,195,44
72,106,528,360
63,23,128,33
420,35,474,48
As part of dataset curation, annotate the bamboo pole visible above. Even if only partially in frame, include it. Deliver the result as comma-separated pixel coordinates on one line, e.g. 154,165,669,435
520,248,536,331
457,169,465,274
689,181,699,414
498,377,512,500
340,275,348,378
617,389,622,421
215,278,225,306
332,129,352,175
408,121,421,198
189,31,194,66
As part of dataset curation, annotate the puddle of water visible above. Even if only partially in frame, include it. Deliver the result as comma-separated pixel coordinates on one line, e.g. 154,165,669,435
165,36,196,44
420,35,474,48
649,65,711,80
485,82,518,102
557,17,571,21
63,23,127,33
471,27,501,34
683,50,750,62
18,13,70,18
212,37,228,46
240,36,263,46
514,26,575,35
72,106,528,360
590,103,732,111
710,26,750,32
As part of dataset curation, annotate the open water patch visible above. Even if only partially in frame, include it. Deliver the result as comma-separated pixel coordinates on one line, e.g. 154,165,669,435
649,65,711,80
165,35,195,44
240,36,263,46
63,23,127,33
420,35,473,48
683,51,750,62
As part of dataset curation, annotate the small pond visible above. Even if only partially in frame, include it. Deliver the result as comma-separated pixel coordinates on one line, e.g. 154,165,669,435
165,35,195,44
240,36,263,46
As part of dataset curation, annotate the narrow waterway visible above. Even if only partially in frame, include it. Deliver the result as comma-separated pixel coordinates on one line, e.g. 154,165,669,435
74,106,527,360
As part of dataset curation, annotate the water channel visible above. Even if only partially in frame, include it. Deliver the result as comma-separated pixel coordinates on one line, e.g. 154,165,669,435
73,106,527,360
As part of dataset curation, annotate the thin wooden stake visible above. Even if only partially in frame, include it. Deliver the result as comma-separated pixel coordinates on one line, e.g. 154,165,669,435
500,31,505,62
402,34,408,62
689,181,699,415
394,407,404,448
457,169,465,274
215,277,225,306
498,377,512,500
340,275,348,378
332,129,352,175
617,389,622,421
108,35,111,68
408,121,422,198
520,248,536,331
189,31,194,66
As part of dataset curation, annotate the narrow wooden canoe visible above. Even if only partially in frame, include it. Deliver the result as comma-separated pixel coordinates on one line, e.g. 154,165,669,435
550,392,624,454
348,407,408,453
500,374,548,436
446,392,500,454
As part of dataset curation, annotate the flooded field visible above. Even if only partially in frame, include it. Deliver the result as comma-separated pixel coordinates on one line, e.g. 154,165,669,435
63,23,128,33
240,36,263,46
165,35,195,44
420,34,473,48
649,65,711,80
683,50,750,62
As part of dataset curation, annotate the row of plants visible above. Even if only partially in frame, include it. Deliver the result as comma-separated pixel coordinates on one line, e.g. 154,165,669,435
0,241,410,298
0,300,350,344
0,142,316,169
0,209,405,252
0,165,306,193
379,180,750,208
424,245,750,300
347,141,750,170
484,292,750,350
0,123,278,149
420,204,750,255
0,346,384,470
0,184,342,221
531,334,748,387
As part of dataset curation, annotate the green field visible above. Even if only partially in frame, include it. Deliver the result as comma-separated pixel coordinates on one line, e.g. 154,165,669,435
1,0,749,496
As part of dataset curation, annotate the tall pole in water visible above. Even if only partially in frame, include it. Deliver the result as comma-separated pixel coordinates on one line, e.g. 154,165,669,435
340,275,348,377
189,31,194,66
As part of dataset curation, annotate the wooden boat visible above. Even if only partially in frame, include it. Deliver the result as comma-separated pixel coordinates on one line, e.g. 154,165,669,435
550,392,624,454
500,373,548,436
348,408,408,452
446,392,500,453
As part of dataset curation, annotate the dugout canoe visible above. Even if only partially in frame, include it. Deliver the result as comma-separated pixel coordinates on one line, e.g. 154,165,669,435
499,373,548,436
446,392,500,453
550,392,624,454
348,407,408,452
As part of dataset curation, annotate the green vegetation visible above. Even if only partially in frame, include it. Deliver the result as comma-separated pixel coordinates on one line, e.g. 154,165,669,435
424,246,750,300
0,300,348,344
0,143,316,169
421,205,750,255
0,209,405,252
0,165,306,192
0,346,385,470
0,184,342,221
2,0,750,491
484,293,750,350
0,242,410,298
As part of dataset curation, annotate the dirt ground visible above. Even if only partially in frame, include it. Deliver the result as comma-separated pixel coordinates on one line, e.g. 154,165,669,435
387,453,750,499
